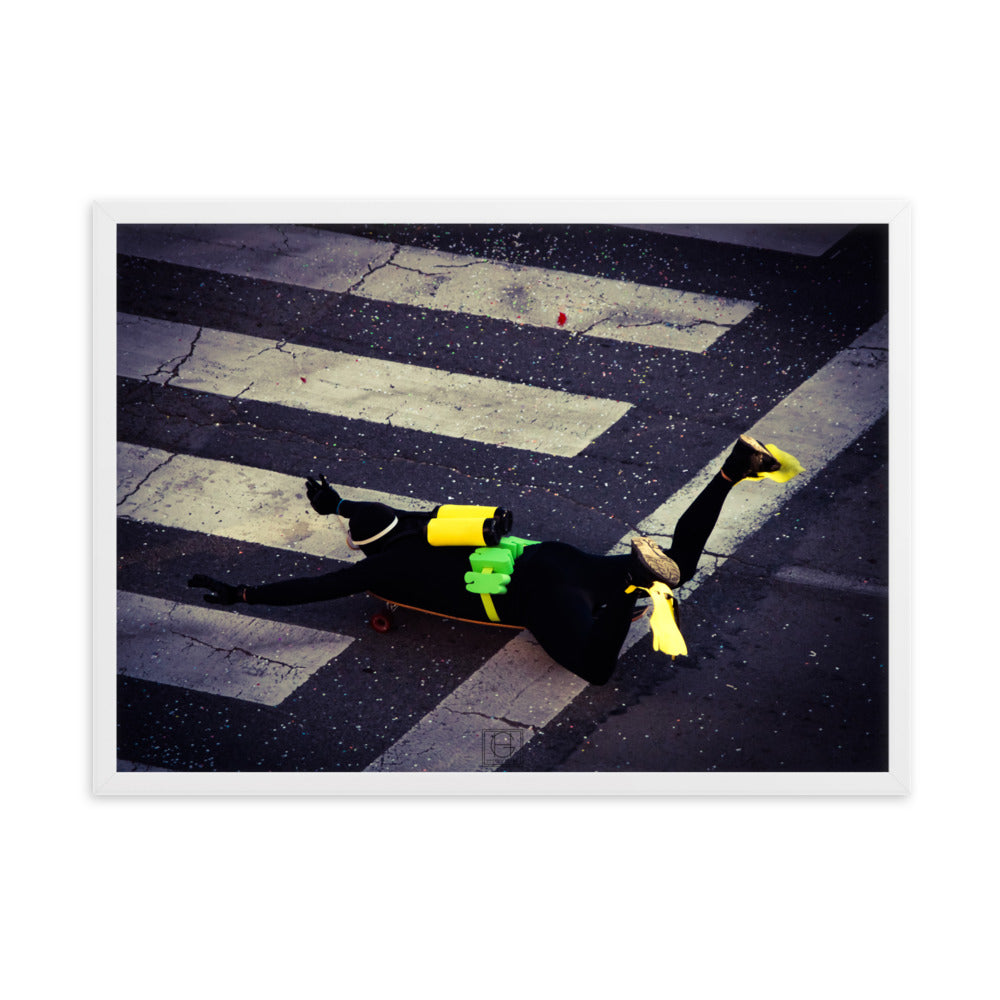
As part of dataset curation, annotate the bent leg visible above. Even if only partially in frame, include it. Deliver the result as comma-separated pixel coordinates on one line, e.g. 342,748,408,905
525,587,639,686
514,544,638,685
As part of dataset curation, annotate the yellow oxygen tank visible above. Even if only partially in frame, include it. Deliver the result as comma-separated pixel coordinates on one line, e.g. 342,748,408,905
427,517,502,547
426,504,513,547
435,504,503,520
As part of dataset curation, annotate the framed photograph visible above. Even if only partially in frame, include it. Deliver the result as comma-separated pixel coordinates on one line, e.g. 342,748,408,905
94,199,910,794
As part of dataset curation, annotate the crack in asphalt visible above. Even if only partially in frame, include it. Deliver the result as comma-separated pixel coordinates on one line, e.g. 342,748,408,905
117,452,178,508
168,625,301,674
273,226,292,254
345,244,401,295
441,704,534,732
252,338,297,359
140,327,203,385
381,263,450,292
576,313,734,338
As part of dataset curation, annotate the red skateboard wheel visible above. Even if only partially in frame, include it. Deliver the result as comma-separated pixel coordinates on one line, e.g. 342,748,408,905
370,610,393,633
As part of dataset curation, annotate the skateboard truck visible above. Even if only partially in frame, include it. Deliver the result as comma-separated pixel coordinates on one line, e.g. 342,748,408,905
369,601,399,634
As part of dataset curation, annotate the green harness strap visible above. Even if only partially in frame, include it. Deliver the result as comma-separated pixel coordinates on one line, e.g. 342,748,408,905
464,536,539,622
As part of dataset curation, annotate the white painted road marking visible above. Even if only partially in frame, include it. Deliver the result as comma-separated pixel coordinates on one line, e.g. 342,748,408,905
117,224,758,351
117,313,632,457
117,591,354,706
117,441,433,562
630,316,889,563
365,316,889,772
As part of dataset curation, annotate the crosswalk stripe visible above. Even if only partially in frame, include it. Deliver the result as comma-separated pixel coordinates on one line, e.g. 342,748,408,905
117,223,758,351
117,441,434,561
364,316,889,772
629,315,890,559
117,312,632,458
117,591,354,706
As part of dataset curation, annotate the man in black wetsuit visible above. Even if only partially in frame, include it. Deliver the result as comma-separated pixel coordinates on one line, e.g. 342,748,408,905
189,435,790,685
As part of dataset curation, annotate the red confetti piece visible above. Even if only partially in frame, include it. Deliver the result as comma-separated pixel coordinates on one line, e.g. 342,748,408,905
300,377,307,383
557,312,567,326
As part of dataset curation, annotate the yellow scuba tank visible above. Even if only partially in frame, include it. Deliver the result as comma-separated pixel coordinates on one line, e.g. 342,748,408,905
435,504,507,522
426,504,513,547
427,517,502,547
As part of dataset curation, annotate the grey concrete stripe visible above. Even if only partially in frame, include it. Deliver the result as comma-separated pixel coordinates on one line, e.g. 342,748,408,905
117,224,758,351
628,315,889,558
118,591,354,706
773,566,888,599
364,316,889,772
116,441,433,562
117,313,631,458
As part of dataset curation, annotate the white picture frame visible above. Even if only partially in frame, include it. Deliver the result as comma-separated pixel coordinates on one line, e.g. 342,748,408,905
94,198,910,795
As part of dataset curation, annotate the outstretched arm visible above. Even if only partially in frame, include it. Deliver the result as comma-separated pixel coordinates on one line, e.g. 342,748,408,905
188,559,380,607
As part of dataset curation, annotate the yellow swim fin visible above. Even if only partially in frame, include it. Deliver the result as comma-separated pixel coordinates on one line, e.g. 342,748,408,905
750,443,804,483
627,581,687,658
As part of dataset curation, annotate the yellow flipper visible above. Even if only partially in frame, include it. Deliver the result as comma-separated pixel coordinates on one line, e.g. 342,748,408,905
749,443,804,483
627,581,687,658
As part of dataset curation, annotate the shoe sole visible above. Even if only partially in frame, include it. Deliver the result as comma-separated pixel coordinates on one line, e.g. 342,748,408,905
631,537,681,587
739,434,781,474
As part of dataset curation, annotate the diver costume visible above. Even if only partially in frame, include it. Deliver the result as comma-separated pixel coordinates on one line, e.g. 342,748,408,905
232,504,646,684
189,435,802,686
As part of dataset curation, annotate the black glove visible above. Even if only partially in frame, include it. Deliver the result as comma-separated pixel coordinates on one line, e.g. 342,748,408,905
305,474,341,515
187,574,244,605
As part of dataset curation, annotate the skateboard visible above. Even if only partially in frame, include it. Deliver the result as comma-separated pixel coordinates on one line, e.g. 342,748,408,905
366,593,647,633
367,593,525,633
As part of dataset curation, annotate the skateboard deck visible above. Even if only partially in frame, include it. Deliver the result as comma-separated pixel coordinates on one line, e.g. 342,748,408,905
366,593,646,633
367,593,525,632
